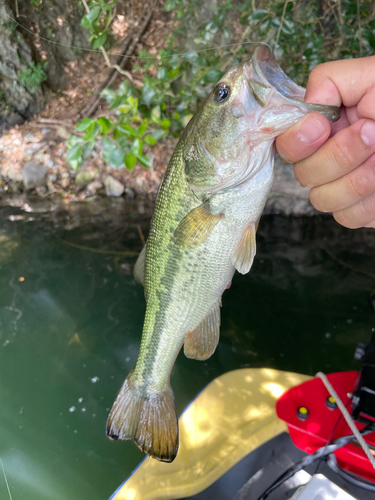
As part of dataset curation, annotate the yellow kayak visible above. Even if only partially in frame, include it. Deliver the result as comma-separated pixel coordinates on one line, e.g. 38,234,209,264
110,368,310,500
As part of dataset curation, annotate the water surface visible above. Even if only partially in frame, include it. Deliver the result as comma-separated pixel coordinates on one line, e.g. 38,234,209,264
0,197,374,500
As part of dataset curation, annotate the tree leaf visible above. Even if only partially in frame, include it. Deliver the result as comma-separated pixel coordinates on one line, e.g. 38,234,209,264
160,119,171,130
144,135,156,145
87,6,101,23
125,154,137,170
137,154,153,168
66,145,83,169
102,138,117,163
168,67,179,79
116,124,137,137
203,68,223,83
249,9,268,21
97,116,113,133
157,67,167,79
76,118,94,132
131,138,143,156
138,123,147,136
109,147,126,168
92,31,107,49
141,84,156,107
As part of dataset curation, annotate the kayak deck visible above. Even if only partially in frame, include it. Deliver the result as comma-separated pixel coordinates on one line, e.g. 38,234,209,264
110,368,310,500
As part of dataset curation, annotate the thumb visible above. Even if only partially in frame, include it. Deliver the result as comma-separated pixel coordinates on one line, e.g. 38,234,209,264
276,113,331,163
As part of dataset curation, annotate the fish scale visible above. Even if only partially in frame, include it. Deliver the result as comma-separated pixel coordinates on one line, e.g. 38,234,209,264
106,45,340,462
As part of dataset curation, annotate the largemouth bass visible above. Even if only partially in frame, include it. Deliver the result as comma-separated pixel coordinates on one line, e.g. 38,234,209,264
106,45,339,462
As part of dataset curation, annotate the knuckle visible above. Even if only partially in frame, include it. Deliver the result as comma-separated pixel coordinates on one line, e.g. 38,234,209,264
329,139,354,172
309,187,329,212
345,154,375,198
294,162,310,188
345,172,367,198
333,210,358,229
361,195,375,219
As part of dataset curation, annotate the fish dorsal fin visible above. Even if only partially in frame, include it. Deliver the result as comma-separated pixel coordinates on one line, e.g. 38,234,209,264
232,222,257,275
184,300,221,360
134,244,146,286
174,203,222,249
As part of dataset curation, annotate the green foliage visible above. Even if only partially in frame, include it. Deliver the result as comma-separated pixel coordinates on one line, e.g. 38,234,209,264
241,0,375,84
66,81,169,170
70,0,375,171
19,61,48,92
81,0,116,49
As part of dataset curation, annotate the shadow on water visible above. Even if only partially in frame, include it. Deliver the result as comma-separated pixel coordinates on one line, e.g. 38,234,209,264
0,196,374,499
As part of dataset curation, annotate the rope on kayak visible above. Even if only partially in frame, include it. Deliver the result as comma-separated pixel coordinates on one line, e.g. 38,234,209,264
316,371,375,472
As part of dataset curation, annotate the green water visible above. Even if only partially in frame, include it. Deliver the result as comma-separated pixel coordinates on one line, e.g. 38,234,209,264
0,198,374,500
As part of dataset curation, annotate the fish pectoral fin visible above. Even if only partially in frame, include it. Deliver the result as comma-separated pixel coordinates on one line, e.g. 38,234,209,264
174,202,222,249
134,243,146,286
232,222,257,275
106,373,178,463
184,299,221,360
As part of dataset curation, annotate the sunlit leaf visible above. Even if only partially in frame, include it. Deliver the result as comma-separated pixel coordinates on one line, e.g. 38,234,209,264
160,119,171,130
97,117,113,133
75,118,94,132
131,138,143,156
138,124,147,136
125,153,137,170
168,67,179,79
92,31,107,49
144,135,156,145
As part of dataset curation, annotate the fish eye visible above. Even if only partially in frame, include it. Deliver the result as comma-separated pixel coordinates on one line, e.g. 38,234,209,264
213,84,230,103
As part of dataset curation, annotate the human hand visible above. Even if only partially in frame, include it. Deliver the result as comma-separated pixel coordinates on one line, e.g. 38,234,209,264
276,56,375,229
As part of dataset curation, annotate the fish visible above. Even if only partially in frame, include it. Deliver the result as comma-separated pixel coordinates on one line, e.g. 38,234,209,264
106,44,340,462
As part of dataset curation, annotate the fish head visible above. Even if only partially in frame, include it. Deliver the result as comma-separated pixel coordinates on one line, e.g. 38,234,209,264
183,44,340,192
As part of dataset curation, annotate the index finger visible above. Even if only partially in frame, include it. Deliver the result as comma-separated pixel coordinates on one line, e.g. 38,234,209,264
305,56,375,121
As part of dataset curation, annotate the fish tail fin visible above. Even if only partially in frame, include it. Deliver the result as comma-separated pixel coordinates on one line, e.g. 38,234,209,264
106,373,179,462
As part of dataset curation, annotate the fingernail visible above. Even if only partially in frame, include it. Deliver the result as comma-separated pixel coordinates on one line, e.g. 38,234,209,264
361,120,375,146
298,116,326,143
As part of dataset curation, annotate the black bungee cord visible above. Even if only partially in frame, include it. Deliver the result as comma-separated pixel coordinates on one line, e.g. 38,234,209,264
257,423,375,500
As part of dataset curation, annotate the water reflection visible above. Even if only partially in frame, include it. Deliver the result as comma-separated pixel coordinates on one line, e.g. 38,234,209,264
0,200,374,499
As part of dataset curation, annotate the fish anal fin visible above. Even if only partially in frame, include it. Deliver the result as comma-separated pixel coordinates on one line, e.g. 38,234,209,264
184,300,221,360
134,244,146,286
174,203,222,249
106,374,178,462
232,222,257,275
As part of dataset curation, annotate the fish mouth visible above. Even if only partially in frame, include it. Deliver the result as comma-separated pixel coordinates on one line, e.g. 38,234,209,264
246,44,340,123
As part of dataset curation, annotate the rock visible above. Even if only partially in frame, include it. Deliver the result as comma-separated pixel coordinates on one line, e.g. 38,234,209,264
46,157,55,169
7,169,23,182
23,133,35,143
24,143,44,156
48,174,57,182
41,128,52,135
61,178,70,188
265,155,315,216
57,126,70,140
124,187,135,199
87,180,103,192
23,161,48,190
75,170,96,187
104,176,124,197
